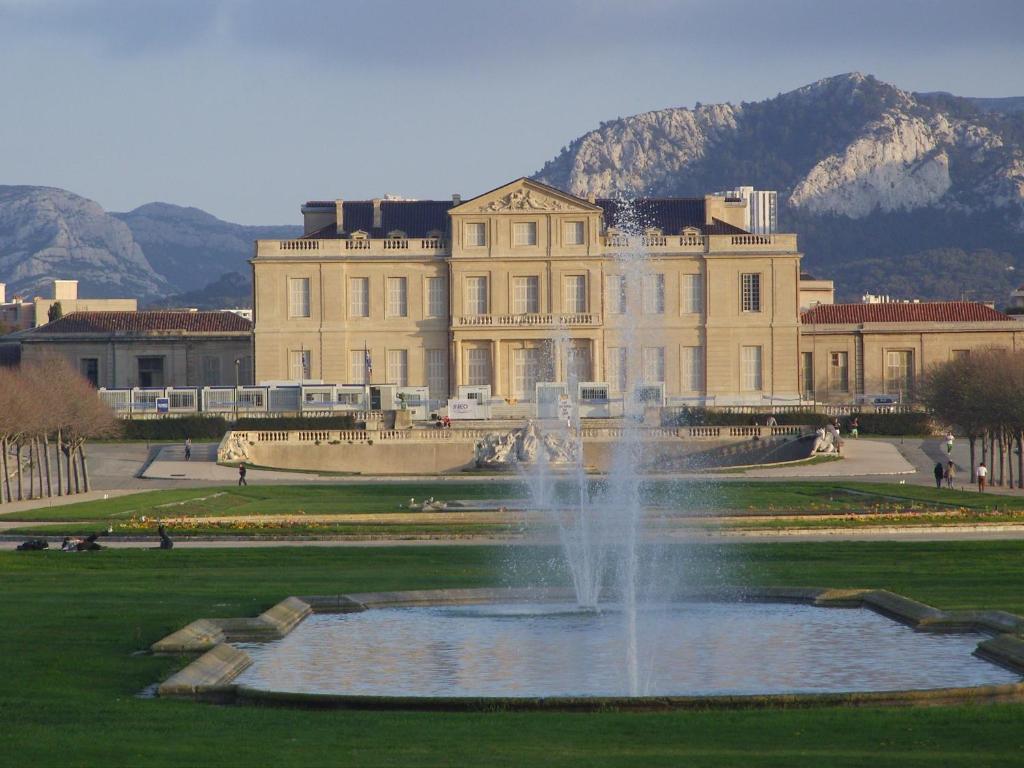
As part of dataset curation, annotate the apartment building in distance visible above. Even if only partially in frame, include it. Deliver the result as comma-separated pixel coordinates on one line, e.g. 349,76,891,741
252,178,803,407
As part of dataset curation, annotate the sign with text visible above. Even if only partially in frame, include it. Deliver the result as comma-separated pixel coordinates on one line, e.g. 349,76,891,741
156,397,170,414
447,398,479,420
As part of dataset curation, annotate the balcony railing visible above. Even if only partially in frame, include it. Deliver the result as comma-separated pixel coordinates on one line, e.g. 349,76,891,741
456,312,600,328
600,233,796,253
258,238,449,258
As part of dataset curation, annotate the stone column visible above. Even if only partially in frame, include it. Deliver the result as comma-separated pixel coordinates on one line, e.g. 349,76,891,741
591,337,602,383
453,339,462,393
491,340,501,397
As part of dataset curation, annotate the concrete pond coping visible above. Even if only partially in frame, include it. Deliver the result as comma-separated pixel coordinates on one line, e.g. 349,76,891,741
152,585,1024,709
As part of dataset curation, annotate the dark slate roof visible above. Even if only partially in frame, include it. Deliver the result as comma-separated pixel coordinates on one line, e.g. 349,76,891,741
305,200,454,239
30,311,252,335
801,302,1015,325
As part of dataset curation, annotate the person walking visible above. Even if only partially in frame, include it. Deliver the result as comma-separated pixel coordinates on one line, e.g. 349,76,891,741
977,461,988,492
945,432,955,455
945,461,956,489
933,462,944,489
184,437,192,462
849,417,859,438
238,464,248,486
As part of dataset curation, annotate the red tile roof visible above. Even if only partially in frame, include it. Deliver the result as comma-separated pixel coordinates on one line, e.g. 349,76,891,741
34,311,252,334
802,302,1015,325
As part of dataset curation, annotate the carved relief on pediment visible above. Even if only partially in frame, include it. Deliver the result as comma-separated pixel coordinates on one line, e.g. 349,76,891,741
479,189,568,212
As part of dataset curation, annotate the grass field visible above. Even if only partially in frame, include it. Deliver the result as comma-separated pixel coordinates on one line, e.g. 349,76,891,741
2,541,1024,766
4,481,1024,539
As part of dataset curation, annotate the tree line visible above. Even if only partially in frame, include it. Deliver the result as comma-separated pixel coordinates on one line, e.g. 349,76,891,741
0,356,117,504
919,347,1024,487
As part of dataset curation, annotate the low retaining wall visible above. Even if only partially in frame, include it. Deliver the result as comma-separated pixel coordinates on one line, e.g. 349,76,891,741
218,426,812,475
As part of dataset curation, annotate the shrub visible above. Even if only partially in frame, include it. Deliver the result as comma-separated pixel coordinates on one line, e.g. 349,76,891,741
844,411,933,436
233,415,356,431
120,416,228,441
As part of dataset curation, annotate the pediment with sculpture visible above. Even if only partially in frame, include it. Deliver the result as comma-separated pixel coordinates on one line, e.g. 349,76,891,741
451,178,600,216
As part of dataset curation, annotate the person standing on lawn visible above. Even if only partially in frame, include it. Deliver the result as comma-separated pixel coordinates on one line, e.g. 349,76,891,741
977,462,988,492
933,462,944,489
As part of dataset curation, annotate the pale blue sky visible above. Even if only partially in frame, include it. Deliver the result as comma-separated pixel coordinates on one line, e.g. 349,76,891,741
1,0,1021,224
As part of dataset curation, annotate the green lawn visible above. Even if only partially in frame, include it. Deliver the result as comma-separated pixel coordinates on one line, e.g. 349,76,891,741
4,480,1022,533
2,542,1024,766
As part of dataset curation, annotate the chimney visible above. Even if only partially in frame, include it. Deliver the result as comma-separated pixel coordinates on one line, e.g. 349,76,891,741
53,279,78,301
0,283,5,304
334,199,345,235
587,193,596,204
452,193,461,205
372,198,382,230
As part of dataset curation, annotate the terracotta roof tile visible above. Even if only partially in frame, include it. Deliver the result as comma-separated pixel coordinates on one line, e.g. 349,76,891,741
33,311,252,334
801,302,1014,325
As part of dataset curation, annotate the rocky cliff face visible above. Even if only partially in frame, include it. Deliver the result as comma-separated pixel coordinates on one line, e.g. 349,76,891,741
535,73,1024,301
0,186,168,300
536,74,1024,224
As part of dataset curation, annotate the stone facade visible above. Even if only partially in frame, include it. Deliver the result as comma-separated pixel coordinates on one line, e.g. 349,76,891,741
799,303,1024,402
253,178,802,406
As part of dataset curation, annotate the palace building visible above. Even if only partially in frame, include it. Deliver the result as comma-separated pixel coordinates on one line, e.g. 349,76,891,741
250,177,1024,413
252,178,803,409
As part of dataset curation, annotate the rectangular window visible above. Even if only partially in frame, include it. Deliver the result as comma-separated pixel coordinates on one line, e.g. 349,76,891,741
567,342,591,384
643,274,665,314
563,275,587,313
642,347,665,384
606,347,628,392
608,275,626,314
513,276,540,314
202,356,221,386
513,221,537,246
564,221,585,245
801,351,814,397
349,350,368,384
885,350,914,395
137,356,165,388
512,348,540,396
386,276,408,318
426,349,448,398
349,277,369,318
829,351,849,393
465,222,486,247
80,358,99,387
465,276,489,316
289,350,311,381
426,277,447,318
951,349,970,359
466,348,492,387
681,274,702,314
387,349,408,386
741,345,763,391
681,346,703,392
288,277,310,318
741,273,761,312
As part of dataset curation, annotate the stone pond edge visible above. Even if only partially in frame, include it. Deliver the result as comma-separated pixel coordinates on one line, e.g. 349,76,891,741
152,585,1024,707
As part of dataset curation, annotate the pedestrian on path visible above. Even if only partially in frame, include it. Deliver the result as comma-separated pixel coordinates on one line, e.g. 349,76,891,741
849,417,859,438
977,462,988,492
945,432,955,455
184,437,192,462
238,464,247,486
945,461,956,489
933,462,944,489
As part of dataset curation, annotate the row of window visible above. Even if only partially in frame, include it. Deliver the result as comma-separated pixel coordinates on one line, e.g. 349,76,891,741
285,272,754,319
800,349,918,395
464,220,587,248
286,345,767,395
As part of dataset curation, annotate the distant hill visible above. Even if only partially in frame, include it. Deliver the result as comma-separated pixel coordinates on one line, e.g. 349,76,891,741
535,73,1024,303
113,203,299,294
149,270,253,310
0,187,298,303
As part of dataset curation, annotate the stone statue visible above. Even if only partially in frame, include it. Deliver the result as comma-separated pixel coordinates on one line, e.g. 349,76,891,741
220,433,251,463
811,426,836,453
474,420,579,467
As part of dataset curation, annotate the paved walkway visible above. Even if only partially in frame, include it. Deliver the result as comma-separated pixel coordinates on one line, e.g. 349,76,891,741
743,438,914,478
142,444,332,483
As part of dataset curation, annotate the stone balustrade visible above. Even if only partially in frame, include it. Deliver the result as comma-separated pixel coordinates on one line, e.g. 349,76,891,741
455,312,599,328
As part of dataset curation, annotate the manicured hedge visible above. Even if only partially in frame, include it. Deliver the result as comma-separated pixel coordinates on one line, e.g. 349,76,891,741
120,415,228,441
234,415,356,430
843,411,933,436
120,414,356,440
